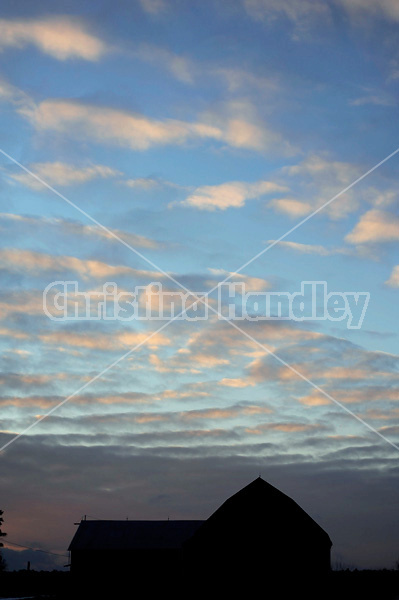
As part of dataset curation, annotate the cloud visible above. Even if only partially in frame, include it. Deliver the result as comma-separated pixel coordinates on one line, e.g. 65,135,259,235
207,268,270,291
188,353,230,369
0,391,153,410
345,210,399,244
0,248,165,280
284,154,359,182
218,378,255,388
275,154,363,220
67,223,161,250
0,213,161,250
245,421,326,434
0,16,108,61
174,319,322,382
223,118,275,151
19,99,225,150
3,437,399,571
243,0,331,29
213,67,280,94
198,99,297,154
0,328,29,340
0,290,58,320
124,178,163,190
180,404,271,421
0,372,88,394
267,240,352,256
175,180,287,211
149,353,199,374
336,0,399,23
320,366,379,381
349,94,395,107
135,43,194,83
371,189,399,209
0,77,33,108
10,162,120,189
244,0,399,29
269,197,312,217
20,98,293,154
385,265,399,288
39,329,170,351
362,408,399,421
139,0,167,14
123,177,181,191
299,386,399,406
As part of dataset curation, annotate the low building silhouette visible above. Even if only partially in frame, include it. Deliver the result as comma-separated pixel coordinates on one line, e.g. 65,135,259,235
68,519,203,577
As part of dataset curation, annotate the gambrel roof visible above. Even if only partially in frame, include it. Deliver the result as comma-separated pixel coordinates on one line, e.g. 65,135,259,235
185,477,332,549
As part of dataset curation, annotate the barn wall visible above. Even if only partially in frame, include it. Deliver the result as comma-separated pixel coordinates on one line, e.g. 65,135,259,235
71,548,183,578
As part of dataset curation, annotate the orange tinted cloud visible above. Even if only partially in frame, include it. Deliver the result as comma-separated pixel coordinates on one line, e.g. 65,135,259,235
346,209,399,244
0,16,107,60
0,248,164,280
39,330,170,350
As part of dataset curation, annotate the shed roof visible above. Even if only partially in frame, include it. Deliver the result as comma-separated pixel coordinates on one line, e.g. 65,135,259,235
68,520,204,551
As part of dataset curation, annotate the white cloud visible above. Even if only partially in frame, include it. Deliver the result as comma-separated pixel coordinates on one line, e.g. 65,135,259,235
386,265,399,287
174,180,287,211
20,98,296,154
201,99,296,154
269,197,312,217
345,210,399,244
20,100,212,149
0,16,108,61
267,240,350,255
18,99,219,150
223,118,269,151
11,162,120,189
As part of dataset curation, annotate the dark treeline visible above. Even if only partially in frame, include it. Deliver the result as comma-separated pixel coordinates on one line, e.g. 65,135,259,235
1,569,399,599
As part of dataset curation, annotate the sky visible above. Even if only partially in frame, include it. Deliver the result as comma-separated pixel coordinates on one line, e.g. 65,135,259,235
0,0,398,572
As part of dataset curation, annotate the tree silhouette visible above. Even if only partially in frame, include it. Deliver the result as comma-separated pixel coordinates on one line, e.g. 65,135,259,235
0,509,7,572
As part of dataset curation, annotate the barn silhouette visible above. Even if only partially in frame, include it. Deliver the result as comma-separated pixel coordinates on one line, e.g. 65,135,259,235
69,477,332,593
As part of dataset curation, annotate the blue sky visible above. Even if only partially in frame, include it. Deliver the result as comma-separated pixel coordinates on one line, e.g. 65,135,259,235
0,0,398,571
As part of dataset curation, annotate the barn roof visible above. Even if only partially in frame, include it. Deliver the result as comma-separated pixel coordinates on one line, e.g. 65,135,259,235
68,520,204,551
185,477,332,548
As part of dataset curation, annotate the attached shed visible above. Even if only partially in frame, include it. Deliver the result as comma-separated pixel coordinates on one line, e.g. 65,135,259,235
68,519,204,577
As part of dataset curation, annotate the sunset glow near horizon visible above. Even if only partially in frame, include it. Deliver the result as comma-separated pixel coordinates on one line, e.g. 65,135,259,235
0,0,398,571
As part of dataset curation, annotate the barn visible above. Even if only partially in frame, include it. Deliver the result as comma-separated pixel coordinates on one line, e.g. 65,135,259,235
68,477,332,592
184,476,332,579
